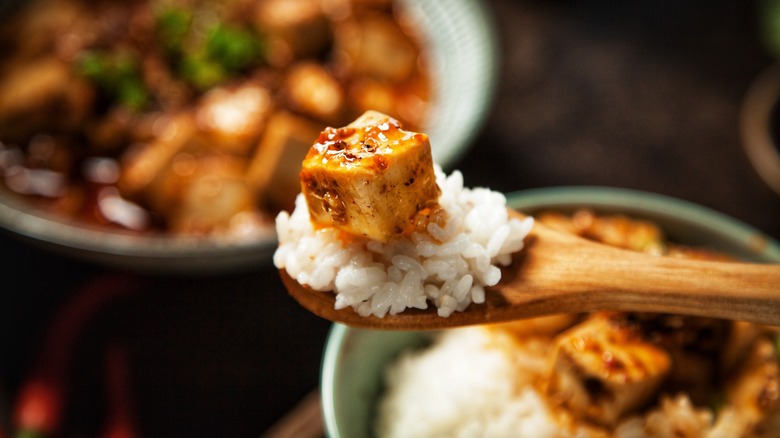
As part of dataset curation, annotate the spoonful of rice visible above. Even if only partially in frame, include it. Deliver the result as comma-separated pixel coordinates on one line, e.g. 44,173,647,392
275,111,780,330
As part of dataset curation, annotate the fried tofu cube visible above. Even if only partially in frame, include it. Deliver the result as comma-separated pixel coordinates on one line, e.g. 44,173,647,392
721,321,766,373
254,0,331,65
285,62,346,123
246,111,322,211
118,112,198,198
0,57,94,140
195,82,272,155
168,154,255,234
347,77,429,131
711,337,780,437
333,15,419,83
547,313,671,427
300,110,440,242
347,78,396,121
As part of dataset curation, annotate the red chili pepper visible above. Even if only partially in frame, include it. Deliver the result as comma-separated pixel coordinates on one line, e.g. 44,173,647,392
12,274,140,437
100,345,138,438
13,377,61,436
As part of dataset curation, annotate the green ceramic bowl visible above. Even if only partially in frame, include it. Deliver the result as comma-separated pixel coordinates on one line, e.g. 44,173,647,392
320,186,780,438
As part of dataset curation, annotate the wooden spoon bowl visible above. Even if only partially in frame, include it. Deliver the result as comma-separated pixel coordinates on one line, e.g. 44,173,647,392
281,209,780,330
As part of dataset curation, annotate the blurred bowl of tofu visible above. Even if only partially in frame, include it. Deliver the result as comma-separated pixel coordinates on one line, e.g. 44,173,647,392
0,0,498,273
321,186,780,438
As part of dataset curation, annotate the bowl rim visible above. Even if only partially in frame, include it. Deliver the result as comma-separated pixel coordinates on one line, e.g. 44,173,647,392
505,185,780,259
0,190,278,273
320,323,349,438
412,0,500,169
320,185,780,437
740,60,780,196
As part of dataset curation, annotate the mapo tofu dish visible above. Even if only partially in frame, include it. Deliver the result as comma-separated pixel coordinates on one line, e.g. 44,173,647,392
0,0,431,236
376,210,780,437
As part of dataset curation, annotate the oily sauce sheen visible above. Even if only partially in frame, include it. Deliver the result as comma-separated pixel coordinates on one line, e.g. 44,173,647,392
299,111,441,242
307,121,423,171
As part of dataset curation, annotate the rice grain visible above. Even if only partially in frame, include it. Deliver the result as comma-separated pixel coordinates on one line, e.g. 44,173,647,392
274,166,533,318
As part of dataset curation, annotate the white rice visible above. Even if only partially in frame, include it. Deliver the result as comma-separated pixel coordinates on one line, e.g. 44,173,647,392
375,327,562,438
273,166,534,318
375,327,717,438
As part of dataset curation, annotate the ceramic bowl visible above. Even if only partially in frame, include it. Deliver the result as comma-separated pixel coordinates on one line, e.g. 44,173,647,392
320,186,780,437
0,0,498,274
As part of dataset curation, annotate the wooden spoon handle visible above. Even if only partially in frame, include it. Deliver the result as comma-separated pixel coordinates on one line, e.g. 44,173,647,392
500,223,780,325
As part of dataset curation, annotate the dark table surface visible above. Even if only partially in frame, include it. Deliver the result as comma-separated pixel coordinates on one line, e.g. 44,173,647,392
1,0,779,436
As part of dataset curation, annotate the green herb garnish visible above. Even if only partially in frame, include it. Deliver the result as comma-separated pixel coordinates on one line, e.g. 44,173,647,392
154,4,266,91
156,7,193,54
205,23,264,72
76,50,149,111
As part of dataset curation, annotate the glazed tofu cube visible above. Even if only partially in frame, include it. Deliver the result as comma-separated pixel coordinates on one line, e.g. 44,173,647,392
547,313,671,427
118,112,198,198
0,57,93,140
625,314,730,405
348,77,429,131
196,82,272,155
168,154,255,234
586,214,667,254
347,78,396,121
710,337,780,437
246,111,323,211
253,0,330,64
300,111,440,242
285,63,346,123
333,15,419,83
721,321,765,373
120,112,233,219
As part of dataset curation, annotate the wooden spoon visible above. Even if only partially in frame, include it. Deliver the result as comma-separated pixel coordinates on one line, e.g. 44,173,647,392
280,210,780,330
